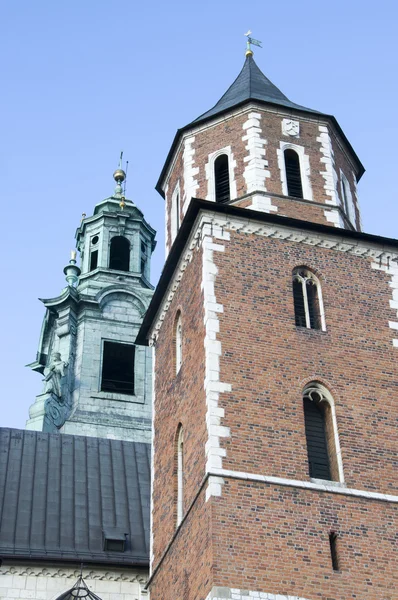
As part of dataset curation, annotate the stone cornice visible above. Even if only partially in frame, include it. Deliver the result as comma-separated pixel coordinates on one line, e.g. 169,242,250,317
0,564,147,583
140,203,398,345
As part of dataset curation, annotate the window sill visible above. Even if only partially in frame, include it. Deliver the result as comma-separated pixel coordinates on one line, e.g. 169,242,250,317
295,326,327,334
310,478,345,488
91,391,144,404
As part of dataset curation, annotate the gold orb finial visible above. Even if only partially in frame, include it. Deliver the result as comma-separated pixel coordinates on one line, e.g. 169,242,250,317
113,168,126,183
245,48,253,57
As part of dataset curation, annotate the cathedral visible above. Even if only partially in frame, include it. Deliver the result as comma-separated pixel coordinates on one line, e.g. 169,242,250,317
1,41,398,600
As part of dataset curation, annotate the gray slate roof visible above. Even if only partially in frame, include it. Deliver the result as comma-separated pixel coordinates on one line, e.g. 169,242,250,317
192,54,319,125
0,428,150,566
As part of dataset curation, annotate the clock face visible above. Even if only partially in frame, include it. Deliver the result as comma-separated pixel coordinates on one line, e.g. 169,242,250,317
282,119,300,137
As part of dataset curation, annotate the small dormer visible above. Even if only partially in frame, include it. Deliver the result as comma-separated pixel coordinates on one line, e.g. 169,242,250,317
103,527,128,553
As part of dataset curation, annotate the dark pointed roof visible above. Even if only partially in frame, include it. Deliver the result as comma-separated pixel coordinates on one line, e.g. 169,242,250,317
156,55,364,195
192,54,318,125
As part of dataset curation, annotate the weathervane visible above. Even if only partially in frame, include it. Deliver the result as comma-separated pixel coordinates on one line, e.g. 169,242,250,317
244,30,262,56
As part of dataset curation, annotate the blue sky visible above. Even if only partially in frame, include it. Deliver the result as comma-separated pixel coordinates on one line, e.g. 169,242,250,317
1,0,397,428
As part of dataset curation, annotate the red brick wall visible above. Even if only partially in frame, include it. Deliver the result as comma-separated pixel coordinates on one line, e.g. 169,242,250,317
213,480,398,599
151,246,208,566
214,231,397,492
150,488,214,600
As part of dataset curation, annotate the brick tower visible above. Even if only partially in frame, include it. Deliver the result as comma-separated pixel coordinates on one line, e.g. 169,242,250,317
137,47,398,599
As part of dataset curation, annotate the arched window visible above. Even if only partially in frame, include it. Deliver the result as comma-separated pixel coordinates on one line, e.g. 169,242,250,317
109,236,130,271
284,149,303,198
303,384,343,482
292,268,325,330
214,154,230,203
176,425,184,527
174,312,182,375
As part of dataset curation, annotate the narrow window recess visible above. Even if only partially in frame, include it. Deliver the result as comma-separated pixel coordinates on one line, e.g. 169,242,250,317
214,154,231,203
341,178,349,216
177,426,184,527
109,236,130,271
284,149,303,198
175,313,182,374
329,532,339,571
303,394,331,480
175,193,180,230
101,341,135,395
90,250,98,271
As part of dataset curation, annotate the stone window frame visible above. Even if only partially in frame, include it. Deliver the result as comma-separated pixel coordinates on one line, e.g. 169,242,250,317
174,311,183,375
303,382,345,484
292,267,326,331
277,141,313,201
205,146,237,203
95,337,145,404
340,169,356,228
175,424,184,527
170,181,181,244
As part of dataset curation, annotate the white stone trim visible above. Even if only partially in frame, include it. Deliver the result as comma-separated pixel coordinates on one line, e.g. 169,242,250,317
182,136,199,216
247,194,277,214
242,112,270,193
170,180,180,245
0,566,146,582
177,425,184,525
207,468,398,503
371,259,398,349
205,146,237,202
277,141,313,201
317,126,343,228
201,227,232,500
206,588,312,600
148,211,398,346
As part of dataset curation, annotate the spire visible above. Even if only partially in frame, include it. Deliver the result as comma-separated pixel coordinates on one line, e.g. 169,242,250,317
113,151,127,205
191,55,319,127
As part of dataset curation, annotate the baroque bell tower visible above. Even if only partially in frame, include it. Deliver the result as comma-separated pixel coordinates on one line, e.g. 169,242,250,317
138,42,398,599
27,159,156,442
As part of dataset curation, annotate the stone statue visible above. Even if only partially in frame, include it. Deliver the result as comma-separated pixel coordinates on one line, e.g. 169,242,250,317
44,352,68,398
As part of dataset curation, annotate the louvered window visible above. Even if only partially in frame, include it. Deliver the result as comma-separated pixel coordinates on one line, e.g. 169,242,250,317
292,268,324,330
303,385,343,483
303,395,331,480
284,149,303,198
214,155,230,203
